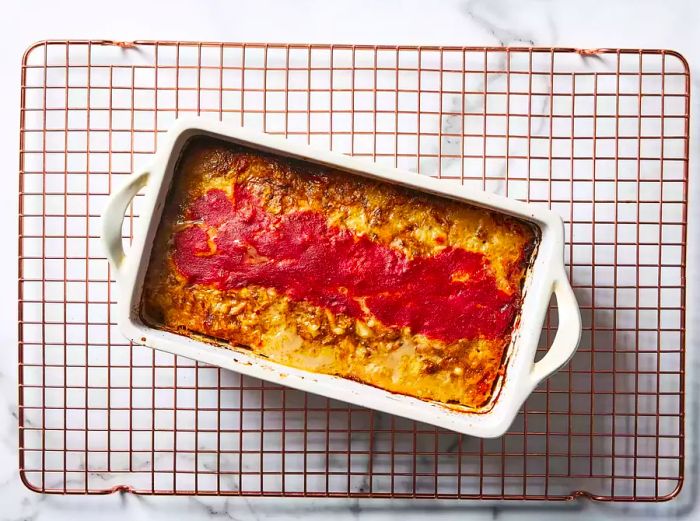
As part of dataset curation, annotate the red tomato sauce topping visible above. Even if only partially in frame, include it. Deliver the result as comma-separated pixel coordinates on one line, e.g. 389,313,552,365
172,186,519,343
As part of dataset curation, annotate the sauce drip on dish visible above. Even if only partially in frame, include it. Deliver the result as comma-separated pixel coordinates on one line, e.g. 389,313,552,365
172,185,519,343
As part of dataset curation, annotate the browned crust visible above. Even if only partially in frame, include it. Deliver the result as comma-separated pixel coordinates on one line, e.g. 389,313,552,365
141,137,539,408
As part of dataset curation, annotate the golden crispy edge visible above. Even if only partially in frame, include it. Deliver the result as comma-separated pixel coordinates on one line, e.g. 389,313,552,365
141,137,539,408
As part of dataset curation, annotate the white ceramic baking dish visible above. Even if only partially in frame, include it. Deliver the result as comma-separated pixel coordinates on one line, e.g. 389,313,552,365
101,118,581,438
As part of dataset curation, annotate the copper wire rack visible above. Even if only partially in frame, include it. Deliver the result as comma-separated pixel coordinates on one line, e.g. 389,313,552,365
18,40,688,501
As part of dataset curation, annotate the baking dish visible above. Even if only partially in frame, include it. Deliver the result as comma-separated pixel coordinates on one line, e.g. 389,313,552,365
101,118,581,438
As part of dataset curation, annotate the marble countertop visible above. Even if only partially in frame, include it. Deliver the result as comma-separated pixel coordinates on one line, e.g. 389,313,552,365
1,0,698,519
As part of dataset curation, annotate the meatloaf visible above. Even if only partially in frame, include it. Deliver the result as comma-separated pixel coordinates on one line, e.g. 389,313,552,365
141,138,538,408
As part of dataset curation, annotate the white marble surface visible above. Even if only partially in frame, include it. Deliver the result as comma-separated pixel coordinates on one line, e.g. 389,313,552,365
1,0,699,519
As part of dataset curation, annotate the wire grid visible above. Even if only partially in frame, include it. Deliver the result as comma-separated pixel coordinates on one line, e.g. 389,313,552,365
18,41,688,501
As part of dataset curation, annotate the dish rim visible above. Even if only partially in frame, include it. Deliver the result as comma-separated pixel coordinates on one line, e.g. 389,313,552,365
101,117,581,438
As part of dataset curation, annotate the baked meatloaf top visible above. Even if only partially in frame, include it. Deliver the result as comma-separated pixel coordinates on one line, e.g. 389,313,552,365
141,137,538,408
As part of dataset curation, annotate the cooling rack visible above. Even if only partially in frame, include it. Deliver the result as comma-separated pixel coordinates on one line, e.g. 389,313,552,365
18,41,688,501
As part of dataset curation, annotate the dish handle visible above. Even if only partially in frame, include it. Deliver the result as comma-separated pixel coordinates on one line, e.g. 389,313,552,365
529,267,581,389
101,168,150,279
